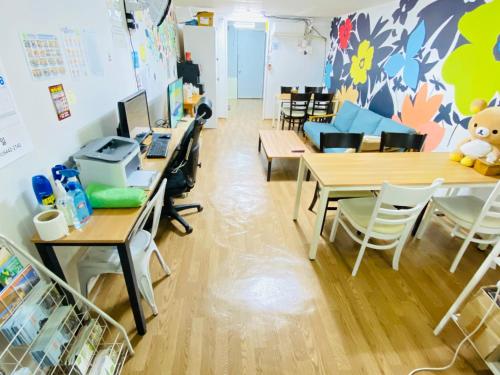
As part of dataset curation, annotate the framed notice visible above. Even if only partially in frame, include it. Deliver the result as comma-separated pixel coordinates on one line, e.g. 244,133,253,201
48,84,71,121
0,61,33,169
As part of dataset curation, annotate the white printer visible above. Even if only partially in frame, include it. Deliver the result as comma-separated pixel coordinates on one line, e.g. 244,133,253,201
73,136,142,188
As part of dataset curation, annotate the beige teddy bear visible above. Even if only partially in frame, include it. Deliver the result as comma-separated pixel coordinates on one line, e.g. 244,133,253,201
450,100,500,167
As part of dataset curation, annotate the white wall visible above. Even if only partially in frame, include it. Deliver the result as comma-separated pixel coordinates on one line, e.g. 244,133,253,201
262,19,330,119
0,1,178,285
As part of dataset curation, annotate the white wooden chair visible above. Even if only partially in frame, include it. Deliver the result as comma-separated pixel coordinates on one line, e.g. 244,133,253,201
416,181,500,273
78,179,171,315
330,179,443,276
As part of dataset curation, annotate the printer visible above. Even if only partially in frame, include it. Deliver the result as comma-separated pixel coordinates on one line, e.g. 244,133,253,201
72,136,142,188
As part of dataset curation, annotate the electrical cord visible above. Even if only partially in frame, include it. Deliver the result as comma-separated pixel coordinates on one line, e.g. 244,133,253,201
122,0,140,90
408,282,500,374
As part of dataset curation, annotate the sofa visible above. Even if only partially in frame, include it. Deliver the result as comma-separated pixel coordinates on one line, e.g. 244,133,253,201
303,101,415,153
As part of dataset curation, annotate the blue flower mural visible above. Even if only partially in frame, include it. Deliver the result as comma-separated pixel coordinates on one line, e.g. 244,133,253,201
384,21,425,90
323,0,499,151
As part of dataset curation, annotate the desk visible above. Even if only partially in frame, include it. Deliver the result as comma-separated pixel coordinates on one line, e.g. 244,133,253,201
31,126,186,336
183,94,203,117
292,152,499,260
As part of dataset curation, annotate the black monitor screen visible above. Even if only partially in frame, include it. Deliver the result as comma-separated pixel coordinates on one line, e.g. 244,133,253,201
117,90,152,139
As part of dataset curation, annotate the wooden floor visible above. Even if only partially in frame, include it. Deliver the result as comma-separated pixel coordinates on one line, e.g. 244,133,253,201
94,100,498,374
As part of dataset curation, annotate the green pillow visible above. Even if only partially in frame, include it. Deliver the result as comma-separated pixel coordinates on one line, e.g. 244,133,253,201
86,183,147,208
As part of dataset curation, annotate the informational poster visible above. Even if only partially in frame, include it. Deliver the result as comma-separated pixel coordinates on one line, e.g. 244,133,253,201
0,65,33,169
106,0,128,48
48,84,71,121
21,33,66,80
61,27,88,79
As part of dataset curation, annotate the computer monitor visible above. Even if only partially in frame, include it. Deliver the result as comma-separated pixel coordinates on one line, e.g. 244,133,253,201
117,90,152,142
168,78,184,128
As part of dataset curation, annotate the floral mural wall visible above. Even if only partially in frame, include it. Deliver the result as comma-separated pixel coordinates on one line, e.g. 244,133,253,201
324,0,500,151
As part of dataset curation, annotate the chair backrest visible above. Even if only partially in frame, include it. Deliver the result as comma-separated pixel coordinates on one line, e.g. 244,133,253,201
319,132,364,153
472,181,500,233
281,86,293,94
311,93,335,115
379,132,427,152
131,178,167,244
167,100,211,189
289,92,311,115
305,86,323,94
367,179,444,234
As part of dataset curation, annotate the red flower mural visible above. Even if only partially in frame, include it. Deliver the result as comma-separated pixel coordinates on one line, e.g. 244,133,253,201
338,19,352,49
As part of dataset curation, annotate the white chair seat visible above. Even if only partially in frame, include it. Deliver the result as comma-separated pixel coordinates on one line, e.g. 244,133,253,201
433,196,500,229
307,109,327,116
329,190,373,199
282,110,306,118
339,198,405,234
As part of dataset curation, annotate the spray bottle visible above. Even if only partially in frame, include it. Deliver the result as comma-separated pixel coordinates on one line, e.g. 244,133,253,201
54,180,76,226
59,169,93,215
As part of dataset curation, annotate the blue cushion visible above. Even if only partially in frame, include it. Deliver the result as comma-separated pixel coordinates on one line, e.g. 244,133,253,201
373,118,415,136
304,122,339,148
350,108,383,135
333,101,361,132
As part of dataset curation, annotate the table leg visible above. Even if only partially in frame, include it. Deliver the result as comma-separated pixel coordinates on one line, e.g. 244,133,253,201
117,242,147,335
258,137,261,153
267,159,272,182
293,157,306,220
35,243,76,306
309,187,329,260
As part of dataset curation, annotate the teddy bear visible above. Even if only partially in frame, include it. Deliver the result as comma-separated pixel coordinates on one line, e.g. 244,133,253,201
450,100,500,167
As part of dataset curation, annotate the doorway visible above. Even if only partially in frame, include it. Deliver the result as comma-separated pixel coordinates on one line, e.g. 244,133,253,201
228,22,266,100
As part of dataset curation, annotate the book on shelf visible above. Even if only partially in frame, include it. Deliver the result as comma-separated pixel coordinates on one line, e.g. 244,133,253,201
65,318,104,374
0,247,24,287
0,265,40,324
31,306,79,368
1,281,59,346
88,346,120,375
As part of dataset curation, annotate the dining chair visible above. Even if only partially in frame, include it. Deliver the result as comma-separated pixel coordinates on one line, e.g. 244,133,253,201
281,92,311,131
416,181,500,273
308,132,373,233
280,86,293,94
78,179,171,315
307,93,335,117
330,179,443,276
305,86,323,94
379,132,427,152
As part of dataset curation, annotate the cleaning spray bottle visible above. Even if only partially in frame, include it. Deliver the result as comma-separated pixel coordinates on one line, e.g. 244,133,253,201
67,182,91,228
59,169,93,215
54,180,76,226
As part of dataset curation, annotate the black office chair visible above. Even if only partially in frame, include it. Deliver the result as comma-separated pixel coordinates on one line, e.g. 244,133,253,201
379,132,427,152
162,98,213,234
281,92,311,132
305,86,323,94
308,93,335,117
308,132,372,233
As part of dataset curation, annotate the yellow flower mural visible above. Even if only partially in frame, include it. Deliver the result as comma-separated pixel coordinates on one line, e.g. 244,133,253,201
350,40,374,84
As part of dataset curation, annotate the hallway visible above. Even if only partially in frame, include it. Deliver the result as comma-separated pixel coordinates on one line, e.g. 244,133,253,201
95,100,495,374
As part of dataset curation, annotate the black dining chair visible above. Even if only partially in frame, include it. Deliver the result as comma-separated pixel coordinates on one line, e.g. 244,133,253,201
305,86,323,94
281,86,293,94
308,93,335,117
379,132,427,152
281,92,311,132
308,132,373,233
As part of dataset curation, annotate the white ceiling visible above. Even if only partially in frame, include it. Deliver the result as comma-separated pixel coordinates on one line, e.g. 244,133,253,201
173,0,393,18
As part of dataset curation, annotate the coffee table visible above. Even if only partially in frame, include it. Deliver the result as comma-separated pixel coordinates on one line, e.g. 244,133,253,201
258,130,309,181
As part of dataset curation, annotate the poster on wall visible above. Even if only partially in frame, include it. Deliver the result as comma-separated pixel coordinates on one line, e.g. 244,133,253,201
106,0,128,48
21,33,66,80
48,84,71,121
61,27,88,79
0,66,33,169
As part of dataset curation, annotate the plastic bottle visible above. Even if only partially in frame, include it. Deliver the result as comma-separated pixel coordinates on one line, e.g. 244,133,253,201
51,164,67,183
67,182,91,229
59,169,93,215
31,175,55,210
54,180,75,226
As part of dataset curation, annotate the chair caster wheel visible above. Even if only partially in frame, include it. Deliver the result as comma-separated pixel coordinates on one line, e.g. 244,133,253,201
198,206,203,212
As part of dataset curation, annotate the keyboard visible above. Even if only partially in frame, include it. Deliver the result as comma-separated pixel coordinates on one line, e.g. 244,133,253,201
146,134,170,158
